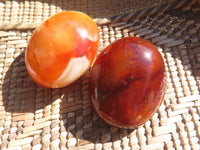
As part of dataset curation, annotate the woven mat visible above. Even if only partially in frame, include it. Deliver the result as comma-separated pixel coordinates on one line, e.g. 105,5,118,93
0,0,200,149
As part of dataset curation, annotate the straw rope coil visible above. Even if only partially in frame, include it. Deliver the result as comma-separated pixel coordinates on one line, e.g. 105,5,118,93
0,0,200,149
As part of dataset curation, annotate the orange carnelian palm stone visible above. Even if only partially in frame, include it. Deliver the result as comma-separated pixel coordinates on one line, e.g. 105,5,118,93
89,37,167,128
26,11,99,88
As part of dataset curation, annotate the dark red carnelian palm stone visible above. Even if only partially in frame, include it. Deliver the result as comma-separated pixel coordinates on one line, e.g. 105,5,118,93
89,37,167,128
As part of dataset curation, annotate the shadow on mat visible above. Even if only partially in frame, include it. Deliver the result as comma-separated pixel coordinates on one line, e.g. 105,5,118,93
2,52,36,114
1,51,134,145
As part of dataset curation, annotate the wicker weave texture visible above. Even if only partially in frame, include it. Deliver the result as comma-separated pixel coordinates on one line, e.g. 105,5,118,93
0,0,177,22
0,0,200,150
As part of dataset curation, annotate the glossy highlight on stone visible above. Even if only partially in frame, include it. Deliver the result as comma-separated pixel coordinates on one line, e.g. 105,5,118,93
25,11,99,88
89,37,167,128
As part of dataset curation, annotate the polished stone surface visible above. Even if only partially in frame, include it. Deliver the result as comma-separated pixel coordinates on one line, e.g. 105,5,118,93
89,37,167,128
26,11,99,88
